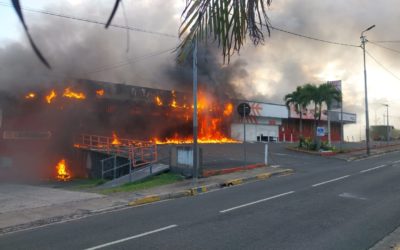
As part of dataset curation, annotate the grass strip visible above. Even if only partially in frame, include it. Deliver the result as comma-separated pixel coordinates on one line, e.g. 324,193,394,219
100,173,184,194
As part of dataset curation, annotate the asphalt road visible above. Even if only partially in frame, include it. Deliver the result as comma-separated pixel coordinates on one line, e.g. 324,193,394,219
2,148,400,250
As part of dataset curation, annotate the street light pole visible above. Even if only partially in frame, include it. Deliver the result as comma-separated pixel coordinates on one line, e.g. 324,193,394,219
361,24,375,155
383,104,389,144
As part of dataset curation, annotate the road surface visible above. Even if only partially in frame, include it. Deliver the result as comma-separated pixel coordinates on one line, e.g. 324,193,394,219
1,149,400,249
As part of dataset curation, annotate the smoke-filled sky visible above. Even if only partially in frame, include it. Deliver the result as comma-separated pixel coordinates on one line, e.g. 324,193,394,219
1,0,400,140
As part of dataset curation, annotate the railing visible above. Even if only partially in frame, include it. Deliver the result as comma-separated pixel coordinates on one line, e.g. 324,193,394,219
75,134,158,180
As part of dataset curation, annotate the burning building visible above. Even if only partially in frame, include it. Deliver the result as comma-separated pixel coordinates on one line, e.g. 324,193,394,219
0,79,235,181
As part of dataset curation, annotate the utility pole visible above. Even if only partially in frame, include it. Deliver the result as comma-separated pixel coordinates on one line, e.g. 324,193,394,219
361,25,375,155
192,35,198,184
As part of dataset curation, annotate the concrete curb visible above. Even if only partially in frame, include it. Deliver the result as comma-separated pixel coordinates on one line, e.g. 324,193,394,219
345,147,400,162
286,146,338,156
128,168,294,206
202,163,266,177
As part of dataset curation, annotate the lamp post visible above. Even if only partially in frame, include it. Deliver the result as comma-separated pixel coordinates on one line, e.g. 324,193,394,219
383,104,389,144
361,25,375,155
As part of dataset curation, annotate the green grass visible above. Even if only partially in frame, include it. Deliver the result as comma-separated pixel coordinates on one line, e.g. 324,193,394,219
100,172,184,194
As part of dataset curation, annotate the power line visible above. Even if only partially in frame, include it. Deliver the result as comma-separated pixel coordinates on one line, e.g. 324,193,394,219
2,2,361,48
0,2,177,39
266,25,360,48
369,41,400,55
366,50,400,81
370,40,400,44
87,47,175,74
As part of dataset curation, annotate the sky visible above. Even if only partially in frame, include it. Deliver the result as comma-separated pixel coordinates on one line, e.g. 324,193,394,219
1,0,400,140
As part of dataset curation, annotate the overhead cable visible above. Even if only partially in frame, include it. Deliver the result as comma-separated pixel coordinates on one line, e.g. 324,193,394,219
366,50,400,82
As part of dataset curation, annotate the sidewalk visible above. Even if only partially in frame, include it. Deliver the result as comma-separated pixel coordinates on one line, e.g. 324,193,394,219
0,165,292,235
370,226,400,250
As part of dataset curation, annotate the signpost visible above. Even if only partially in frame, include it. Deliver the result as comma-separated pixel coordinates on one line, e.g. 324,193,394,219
237,103,251,167
317,127,325,137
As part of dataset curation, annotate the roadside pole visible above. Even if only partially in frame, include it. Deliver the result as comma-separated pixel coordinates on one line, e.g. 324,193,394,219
192,35,198,184
243,105,247,167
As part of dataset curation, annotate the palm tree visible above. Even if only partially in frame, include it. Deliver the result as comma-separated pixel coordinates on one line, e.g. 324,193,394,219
178,0,272,63
301,83,341,147
284,86,308,137
318,83,342,115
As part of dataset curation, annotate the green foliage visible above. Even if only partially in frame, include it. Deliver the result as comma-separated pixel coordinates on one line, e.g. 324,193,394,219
320,141,335,151
298,137,317,151
178,0,272,63
100,172,184,194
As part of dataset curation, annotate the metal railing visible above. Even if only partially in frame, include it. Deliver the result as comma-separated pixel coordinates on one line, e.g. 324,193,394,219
75,134,158,180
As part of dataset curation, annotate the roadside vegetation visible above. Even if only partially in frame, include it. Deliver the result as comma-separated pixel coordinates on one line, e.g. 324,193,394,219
284,83,341,152
99,172,184,194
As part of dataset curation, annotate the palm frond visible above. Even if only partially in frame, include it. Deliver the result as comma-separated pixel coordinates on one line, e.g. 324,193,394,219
11,0,51,69
178,0,272,64
105,0,121,28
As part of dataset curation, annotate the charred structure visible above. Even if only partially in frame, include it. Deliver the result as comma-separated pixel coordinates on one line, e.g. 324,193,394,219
0,79,235,181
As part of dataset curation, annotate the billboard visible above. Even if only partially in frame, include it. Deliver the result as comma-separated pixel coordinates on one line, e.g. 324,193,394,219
327,80,342,109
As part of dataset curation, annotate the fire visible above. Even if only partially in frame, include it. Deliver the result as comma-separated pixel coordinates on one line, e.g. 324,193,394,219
56,159,71,181
155,96,163,106
154,94,238,144
25,92,36,99
46,90,57,104
223,103,233,116
96,89,105,96
111,132,121,145
170,90,178,108
63,88,86,99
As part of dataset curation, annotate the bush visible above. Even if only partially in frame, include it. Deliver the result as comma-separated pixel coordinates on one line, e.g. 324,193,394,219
299,137,317,151
320,141,335,151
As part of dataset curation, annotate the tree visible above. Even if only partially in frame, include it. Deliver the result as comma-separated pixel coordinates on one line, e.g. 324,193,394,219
284,86,308,136
11,0,273,68
302,83,341,147
178,0,272,63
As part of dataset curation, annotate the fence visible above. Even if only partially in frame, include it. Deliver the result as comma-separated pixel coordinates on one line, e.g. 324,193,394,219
74,134,158,179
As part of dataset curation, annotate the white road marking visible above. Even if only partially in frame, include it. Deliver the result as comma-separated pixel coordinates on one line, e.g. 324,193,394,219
360,164,386,173
84,224,178,250
219,191,295,213
393,160,400,164
273,153,288,156
339,192,367,200
312,175,350,187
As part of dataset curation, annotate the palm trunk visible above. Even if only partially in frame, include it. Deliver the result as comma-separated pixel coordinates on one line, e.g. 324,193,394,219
299,111,303,136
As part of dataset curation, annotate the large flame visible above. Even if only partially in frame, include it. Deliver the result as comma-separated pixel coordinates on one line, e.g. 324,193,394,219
154,91,237,144
111,132,121,145
63,88,86,99
56,159,71,181
46,90,57,104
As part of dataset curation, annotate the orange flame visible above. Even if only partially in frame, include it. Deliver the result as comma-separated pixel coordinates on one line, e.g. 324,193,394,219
170,90,178,108
96,89,105,96
111,132,121,145
25,92,36,99
223,103,233,116
46,90,57,104
153,90,238,144
155,96,163,106
63,88,86,99
56,159,71,181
